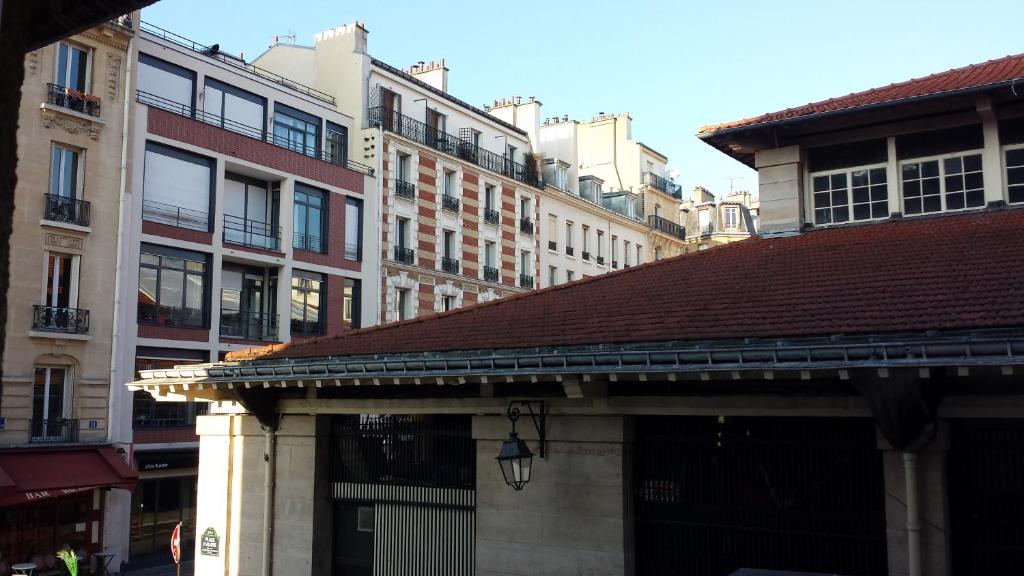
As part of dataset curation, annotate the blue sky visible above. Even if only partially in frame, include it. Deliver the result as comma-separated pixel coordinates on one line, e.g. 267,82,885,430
144,0,1024,200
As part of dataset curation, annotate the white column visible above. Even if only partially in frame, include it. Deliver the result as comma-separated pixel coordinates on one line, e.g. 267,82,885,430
978,97,1005,205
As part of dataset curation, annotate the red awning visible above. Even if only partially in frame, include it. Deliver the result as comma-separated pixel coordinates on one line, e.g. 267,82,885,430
0,446,138,507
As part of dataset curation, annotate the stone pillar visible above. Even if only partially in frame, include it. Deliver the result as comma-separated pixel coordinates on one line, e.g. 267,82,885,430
474,415,628,576
754,145,803,235
880,422,951,576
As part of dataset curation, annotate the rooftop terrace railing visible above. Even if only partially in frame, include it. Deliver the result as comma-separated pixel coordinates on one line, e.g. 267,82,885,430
643,171,683,199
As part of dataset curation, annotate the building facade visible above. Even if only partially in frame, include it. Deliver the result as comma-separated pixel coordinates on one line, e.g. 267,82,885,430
103,22,378,570
0,14,139,570
679,187,759,252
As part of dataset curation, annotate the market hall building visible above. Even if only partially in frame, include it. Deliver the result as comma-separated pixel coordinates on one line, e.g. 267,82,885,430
132,55,1024,576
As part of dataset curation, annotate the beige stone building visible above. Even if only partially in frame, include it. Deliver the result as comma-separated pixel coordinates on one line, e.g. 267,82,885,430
679,186,759,252
0,13,138,568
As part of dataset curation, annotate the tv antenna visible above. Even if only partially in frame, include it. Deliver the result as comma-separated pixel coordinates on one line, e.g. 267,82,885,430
725,176,744,194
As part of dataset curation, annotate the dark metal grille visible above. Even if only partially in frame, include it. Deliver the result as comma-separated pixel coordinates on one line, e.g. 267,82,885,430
483,208,500,225
566,246,574,256
44,194,90,226
519,274,534,289
223,214,280,251
143,198,209,232
643,171,683,198
29,418,79,443
331,415,475,489
547,240,557,251
220,311,278,341
949,419,1024,574
483,266,499,283
519,218,534,235
582,250,591,261
634,416,887,576
442,194,461,213
47,83,100,117
441,257,460,275
293,232,323,253
394,246,415,264
32,305,89,334
648,215,686,240
395,180,416,200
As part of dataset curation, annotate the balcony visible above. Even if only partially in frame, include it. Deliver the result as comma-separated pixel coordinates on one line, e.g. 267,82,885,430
143,199,209,232
220,311,278,341
519,218,534,235
223,214,280,251
519,274,534,289
395,180,416,200
612,260,619,269
582,251,591,262
47,83,100,118
441,256,460,275
548,240,557,251
642,172,683,199
483,208,500,225
566,246,575,257
29,418,79,443
442,194,461,213
699,223,715,236
597,256,605,265
293,232,324,253
32,305,89,334
648,215,687,240
43,194,90,227
369,105,542,188
484,266,500,283
394,246,415,264
291,319,321,338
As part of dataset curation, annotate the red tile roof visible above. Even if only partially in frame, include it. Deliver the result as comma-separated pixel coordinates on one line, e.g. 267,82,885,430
698,53,1024,136
237,208,1024,361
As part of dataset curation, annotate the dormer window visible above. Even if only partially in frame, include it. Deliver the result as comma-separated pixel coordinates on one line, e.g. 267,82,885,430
724,206,739,230
901,154,983,214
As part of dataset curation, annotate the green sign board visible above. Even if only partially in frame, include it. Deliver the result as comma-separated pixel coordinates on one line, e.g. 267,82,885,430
200,527,220,557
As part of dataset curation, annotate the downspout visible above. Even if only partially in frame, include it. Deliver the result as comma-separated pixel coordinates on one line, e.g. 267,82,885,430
261,425,277,576
903,452,921,576
611,116,624,191
375,123,383,323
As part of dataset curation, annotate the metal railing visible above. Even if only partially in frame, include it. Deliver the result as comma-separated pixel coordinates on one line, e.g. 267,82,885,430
519,217,534,235
699,223,715,236
441,256,460,275
519,274,534,289
46,83,101,117
142,199,209,232
223,214,280,250
597,255,605,265
220,311,279,341
548,240,557,251
293,232,323,253
566,246,574,257
394,246,415,264
648,215,687,240
643,171,683,199
140,21,335,104
32,305,90,334
136,90,374,175
290,318,321,338
612,260,619,269
395,180,416,200
138,305,204,328
483,266,500,283
483,208,500,225
30,418,79,443
582,251,591,261
369,106,542,188
442,194,461,213
44,194,90,227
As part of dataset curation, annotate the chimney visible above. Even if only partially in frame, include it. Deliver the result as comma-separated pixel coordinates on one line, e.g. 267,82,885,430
410,58,448,92
313,21,369,54
753,145,802,236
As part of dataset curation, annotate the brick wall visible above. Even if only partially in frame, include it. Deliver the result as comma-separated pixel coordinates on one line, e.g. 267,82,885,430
147,107,365,193
417,154,437,270
325,273,348,335
418,281,434,316
293,191,361,272
138,324,209,342
142,220,213,245
500,183,516,286
462,170,480,278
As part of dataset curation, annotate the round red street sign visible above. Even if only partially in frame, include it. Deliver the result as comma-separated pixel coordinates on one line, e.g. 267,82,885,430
171,522,181,564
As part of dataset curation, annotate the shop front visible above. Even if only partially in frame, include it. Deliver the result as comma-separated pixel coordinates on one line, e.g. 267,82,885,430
128,451,198,568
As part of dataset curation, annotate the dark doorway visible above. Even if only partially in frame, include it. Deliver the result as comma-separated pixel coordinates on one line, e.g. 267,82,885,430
949,419,1024,574
634,416,887,576
332,503,374,576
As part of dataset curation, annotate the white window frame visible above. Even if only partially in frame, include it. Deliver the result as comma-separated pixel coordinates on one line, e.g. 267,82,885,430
55,41,92,92
636,245,644,265
899,150,985,216
623,240,631,266
808,162,890,225
1003,143,1024,204
33,365,72,436
41,251,81,309
50,143,85,199
548,266,557,287
396,288,411,321
723,206,739,230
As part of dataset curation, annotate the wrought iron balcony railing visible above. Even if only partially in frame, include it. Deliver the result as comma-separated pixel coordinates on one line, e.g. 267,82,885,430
395,180,416,200
484,266,500,283
143,199,210,232
44,194,90,227
642,171,683,199
441,256,460,275
597,255,605,265
442,194,461,213
368,105,542,188
32,305,90,334
394,246,415,264
566,246,575,257
30,418,79,443
612,260,619,269
519,274,534,289
582,251,591,261
223,214,280,251
483,208,500,225
47,83,101,117
548,241,557,251
519,218,534,235
293,232,324,253
220,311,279,341
648,215,687,240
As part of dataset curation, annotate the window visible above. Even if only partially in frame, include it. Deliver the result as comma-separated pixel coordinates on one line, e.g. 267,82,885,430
812,166,888,224
50,143,83,199
655,247,662,261
396,217,410,249
56,42,90,92
138,53,194,107
624,240,631,266
555,165,568,191
470,130,481,149
441,295,454,312
484,184,496,210
142,142,214,231
343,278,361,330
397,153,411,182
442,229,455,258
520,250,531,277
520,196,531,219
32,367,70,439
611,236,619,267
291,271,323,337
326,122,348,166
203,78,266,136
220,266,270,340
444,170,456,197
597,231,605,260
138,244,208,328
223,174,274,249
582,225,590,256
724,207,739,229
548,266,557,286
1007,147,1024,204
654,205,662,218
345,197,363,261
901,153,983,215
44,253,78,310
484,241,496,268
294,184,327,253
566,270,575,282
698,209,711,233
637,245,644,265
565,221,574,255
547,214,558,250
273,104,320,157
396,288,410,321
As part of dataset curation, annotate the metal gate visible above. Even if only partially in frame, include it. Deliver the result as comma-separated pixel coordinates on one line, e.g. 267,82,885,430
634,416,887,576
949,419,1024,574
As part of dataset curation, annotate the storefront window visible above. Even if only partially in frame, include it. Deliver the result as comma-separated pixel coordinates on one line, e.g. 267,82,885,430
130,476,197,564
0,492,94,565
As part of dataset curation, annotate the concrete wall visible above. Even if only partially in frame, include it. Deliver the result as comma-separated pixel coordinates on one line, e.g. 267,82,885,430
754,145,803,235
474,415,628,576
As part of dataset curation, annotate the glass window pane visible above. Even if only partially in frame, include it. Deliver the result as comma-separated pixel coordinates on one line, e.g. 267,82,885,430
903,181,921,198
833,207,849,223
831,189,847,206
901,163,919,180
1007,149,1024,167
160,269,184,309
943,157,962,174
923,195,941,213
138,268,158,321
922,178,940,196
853,204,870,221
947,193,964,210
870,168,887,184
830,173,847,189
921,161,939,178
945,175,964,193
851,170,868,187
812,176,829,192
966,190,984,207
964,172,983,191
963,154,982,173
852,187,869,204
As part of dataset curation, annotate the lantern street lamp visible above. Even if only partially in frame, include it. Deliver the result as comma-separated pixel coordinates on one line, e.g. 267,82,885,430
496,400,545,490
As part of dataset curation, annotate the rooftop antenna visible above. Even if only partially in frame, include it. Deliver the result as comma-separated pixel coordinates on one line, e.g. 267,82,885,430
725,176,744,194
274,30,296,45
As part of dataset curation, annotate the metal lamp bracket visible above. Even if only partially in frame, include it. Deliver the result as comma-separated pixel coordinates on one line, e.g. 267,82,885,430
507,400,546,458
